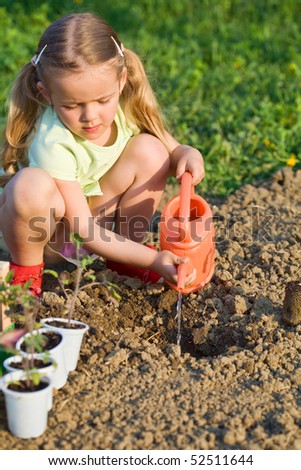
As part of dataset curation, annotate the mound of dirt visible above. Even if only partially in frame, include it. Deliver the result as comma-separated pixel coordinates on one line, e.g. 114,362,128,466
0,168,301,450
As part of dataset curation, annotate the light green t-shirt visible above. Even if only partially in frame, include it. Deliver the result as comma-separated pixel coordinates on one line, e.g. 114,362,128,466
29,106,139,196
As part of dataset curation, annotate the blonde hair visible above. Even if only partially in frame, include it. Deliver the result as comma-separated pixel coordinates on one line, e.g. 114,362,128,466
0,12,169,187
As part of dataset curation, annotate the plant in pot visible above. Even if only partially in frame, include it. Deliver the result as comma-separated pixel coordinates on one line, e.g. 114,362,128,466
42,232,121,372
40,234,88,373
42,233,92,372
0,277,54,438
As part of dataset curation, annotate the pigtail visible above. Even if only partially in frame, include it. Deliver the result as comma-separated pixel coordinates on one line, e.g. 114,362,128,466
121,48,172,152
0,63,45,187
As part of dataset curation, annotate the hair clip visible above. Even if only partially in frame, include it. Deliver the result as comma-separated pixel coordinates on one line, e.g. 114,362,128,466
111,36,124,58
31,44,48,67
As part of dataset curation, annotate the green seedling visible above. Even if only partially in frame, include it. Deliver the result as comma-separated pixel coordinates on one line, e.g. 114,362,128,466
44,232,121,326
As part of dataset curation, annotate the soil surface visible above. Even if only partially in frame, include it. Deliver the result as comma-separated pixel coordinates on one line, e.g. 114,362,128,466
0,168,301,450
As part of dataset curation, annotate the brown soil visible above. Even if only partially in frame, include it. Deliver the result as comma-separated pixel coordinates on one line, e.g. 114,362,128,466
8,359,53,370
19,331,63,352
43,319,87,329
0,168,301,450
7,379,49,393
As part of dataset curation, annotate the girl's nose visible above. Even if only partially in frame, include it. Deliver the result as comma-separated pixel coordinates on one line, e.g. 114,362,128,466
81,104,98,122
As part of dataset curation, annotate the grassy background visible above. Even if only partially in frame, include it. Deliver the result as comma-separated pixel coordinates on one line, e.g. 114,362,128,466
0,0,301,197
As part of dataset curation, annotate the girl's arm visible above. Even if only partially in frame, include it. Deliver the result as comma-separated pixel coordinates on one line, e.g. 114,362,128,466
165,133,205,186
54,179,155,265
53,179,194,285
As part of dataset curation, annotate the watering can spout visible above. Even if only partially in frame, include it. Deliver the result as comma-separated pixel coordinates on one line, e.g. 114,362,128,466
160,172,215,294
177,257,194,292
177,261,186,292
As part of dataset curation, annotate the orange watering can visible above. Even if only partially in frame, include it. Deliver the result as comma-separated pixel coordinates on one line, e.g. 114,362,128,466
159,172,215,294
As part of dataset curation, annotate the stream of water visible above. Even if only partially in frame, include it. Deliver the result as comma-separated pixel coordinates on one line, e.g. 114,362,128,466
176,291,183,346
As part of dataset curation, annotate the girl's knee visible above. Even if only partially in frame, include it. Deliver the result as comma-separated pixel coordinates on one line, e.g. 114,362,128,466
127,134,169,171
6,168,64,216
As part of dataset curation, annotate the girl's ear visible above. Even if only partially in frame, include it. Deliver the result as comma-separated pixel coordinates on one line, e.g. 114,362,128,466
37,81,51,103
119,68,127,94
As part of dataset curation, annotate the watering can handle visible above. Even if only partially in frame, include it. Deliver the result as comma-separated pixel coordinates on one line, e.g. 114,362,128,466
179,172,193,242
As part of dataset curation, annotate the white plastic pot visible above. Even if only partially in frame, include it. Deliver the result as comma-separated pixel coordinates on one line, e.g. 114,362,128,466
41,318,89,372
16,327,68,389
3,354,56,411
0,370,51,439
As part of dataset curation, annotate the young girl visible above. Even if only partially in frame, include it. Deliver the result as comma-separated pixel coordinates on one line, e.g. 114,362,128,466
0,12,204,296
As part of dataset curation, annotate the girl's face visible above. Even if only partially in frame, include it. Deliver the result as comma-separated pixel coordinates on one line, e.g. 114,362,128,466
38,63,126,146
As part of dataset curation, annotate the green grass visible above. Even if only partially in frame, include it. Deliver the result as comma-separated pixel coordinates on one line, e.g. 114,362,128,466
0,0,301,197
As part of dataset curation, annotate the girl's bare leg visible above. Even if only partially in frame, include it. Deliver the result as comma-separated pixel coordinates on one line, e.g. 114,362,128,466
0,168,65,265
88,134,170,243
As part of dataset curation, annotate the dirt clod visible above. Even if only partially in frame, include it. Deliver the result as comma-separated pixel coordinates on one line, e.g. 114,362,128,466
282,281,301,325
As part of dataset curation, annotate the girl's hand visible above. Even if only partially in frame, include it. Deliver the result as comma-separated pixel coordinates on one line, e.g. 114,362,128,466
151,250,196,286
168,141,204,186
175,145,205,186
0,329,25,348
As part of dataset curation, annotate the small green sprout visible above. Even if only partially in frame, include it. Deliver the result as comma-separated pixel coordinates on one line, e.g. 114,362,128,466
44,232,122,324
